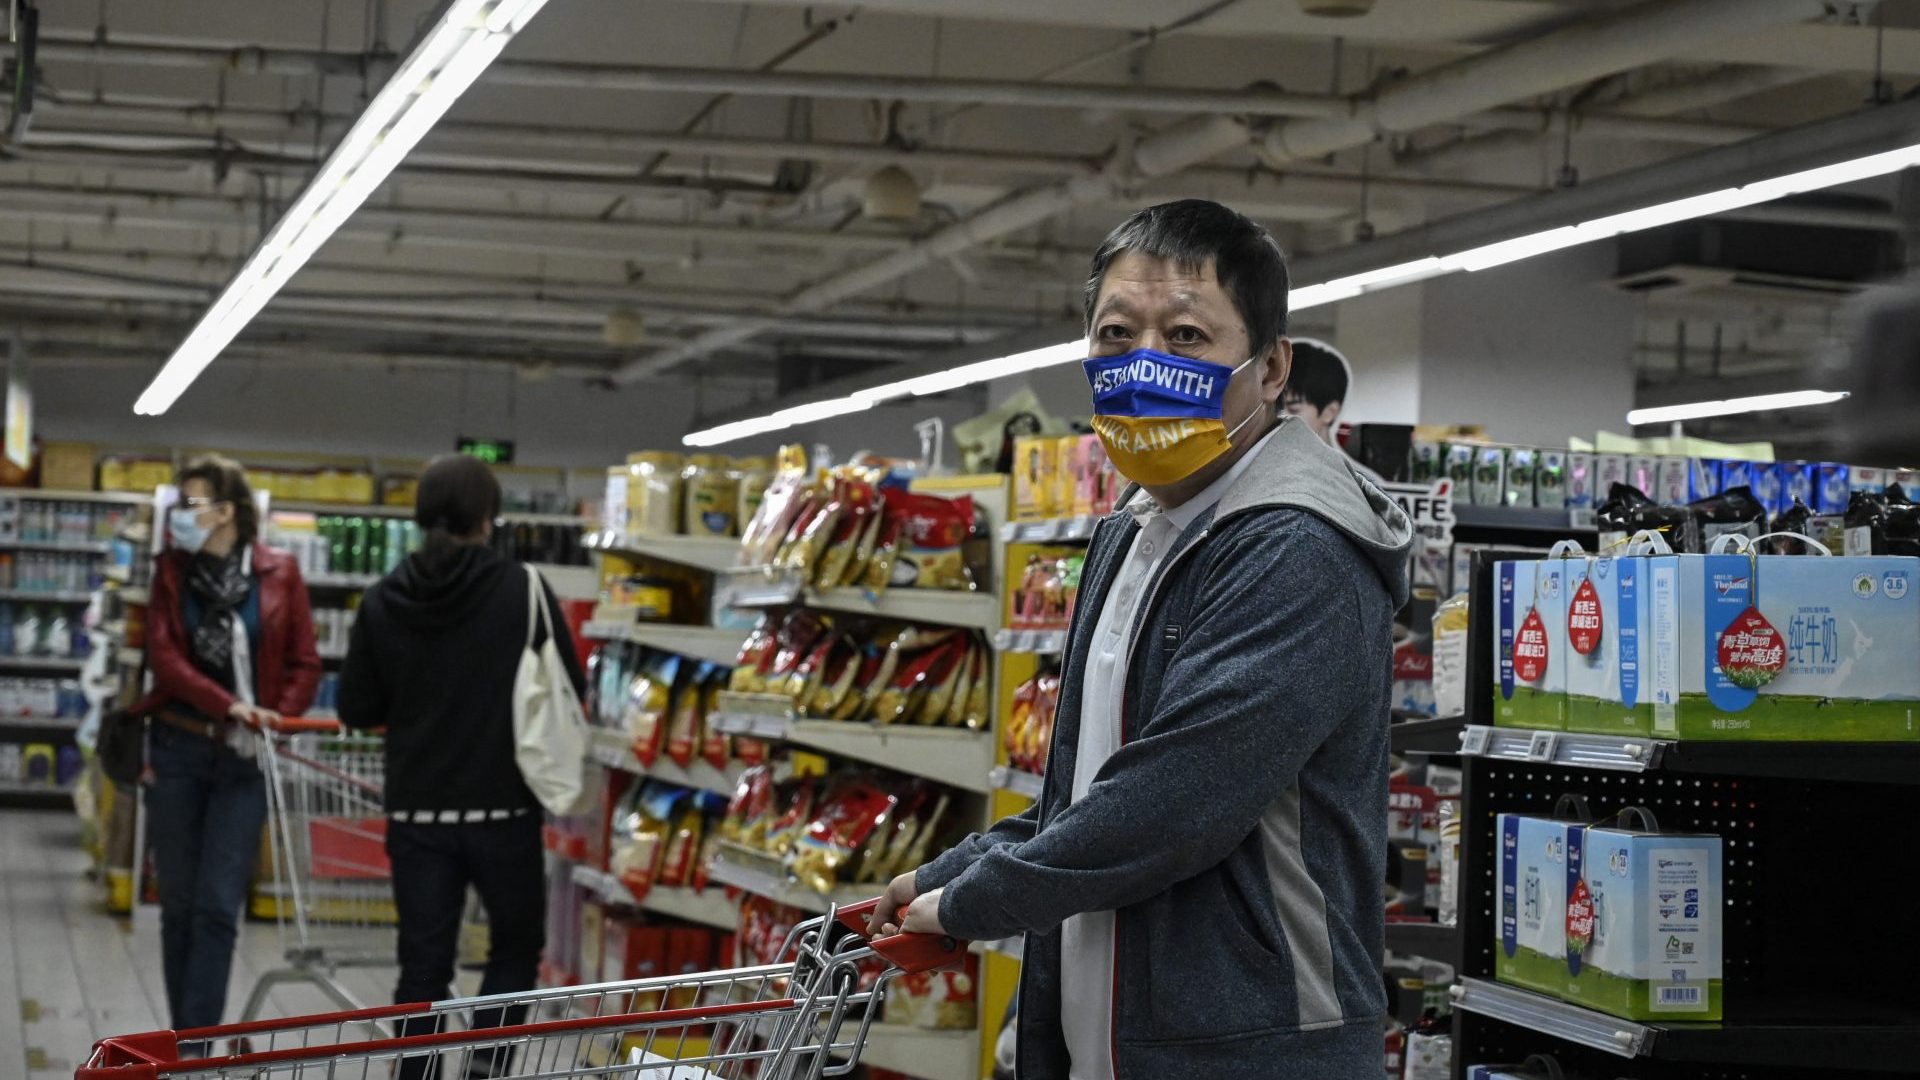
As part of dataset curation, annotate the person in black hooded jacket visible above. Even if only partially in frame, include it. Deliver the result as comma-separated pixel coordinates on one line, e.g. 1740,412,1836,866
339,454,585,1079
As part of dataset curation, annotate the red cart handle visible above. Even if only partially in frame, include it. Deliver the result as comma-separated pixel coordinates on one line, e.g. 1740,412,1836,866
834,898,968,974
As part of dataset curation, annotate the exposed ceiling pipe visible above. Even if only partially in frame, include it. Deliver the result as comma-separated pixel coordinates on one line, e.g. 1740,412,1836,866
1258,0,1831,167
1458,109,1766,146
37,36,1783,148
616,0,1831,381
1610,65,1822,117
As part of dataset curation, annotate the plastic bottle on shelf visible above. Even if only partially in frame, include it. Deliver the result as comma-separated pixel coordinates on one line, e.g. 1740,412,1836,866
1429,592,1470,719
14,605,39,657
45,613,71,659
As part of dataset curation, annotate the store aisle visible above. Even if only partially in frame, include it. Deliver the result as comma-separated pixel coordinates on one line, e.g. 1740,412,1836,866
0,809,408,1076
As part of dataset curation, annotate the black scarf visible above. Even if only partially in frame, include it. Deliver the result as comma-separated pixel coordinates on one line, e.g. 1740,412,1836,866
186,548,252,687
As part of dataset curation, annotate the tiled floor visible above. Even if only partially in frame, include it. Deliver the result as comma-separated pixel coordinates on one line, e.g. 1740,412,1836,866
0,808,421,1076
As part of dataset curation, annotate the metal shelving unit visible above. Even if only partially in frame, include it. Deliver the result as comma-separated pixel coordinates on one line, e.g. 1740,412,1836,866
0,538,112,554
986,764,1044,799
998,515,1098,544
720,570,1002,633
710,693,994,794
569,865,736,932
583,530,740,574
582,621,746,667
585,728,763,798
0,589,96,604
991,628,1065,656
0,655,87,673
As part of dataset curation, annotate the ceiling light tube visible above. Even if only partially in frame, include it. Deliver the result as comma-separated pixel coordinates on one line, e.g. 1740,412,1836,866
131,0,547,415
1626,389,1850,426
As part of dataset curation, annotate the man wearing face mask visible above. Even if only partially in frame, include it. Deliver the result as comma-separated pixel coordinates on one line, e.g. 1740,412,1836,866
872,200,1413,1079
141,456,322,1053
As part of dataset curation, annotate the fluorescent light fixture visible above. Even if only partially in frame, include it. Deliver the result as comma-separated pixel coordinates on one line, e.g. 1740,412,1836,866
1626,389,1850,426
682,137,1917,448
131,0,548,415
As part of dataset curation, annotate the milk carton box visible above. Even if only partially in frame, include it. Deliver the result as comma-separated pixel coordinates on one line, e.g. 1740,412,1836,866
1567,452,1596,510
1655,457,1690,506
1852,466,1888,495
1495,814,1576,996
1596,454,1629,498
1627,456,1658,499
1564,553,1658,736
1492,559,1570,729
1776,461,1814,512
1563,815,1722,1021
1689,459,1722,502
1473,446,1507,507
1720,459,1757,496
1646,551,1920,740
1536,450,1567,509
1817,463,1852,513
1751,462,1784,515
1505,447,1538,508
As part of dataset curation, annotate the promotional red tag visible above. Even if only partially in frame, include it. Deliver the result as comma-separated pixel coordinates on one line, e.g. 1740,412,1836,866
1717,605,1785,689
1513,607,1549,683
1568,578,1603,656
1565,876,1595,957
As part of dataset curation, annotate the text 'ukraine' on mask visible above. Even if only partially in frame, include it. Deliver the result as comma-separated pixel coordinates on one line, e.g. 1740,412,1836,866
1083,347,1261,487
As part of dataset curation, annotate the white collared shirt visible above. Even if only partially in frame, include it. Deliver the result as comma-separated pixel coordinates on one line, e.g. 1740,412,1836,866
1060,425,1278,1080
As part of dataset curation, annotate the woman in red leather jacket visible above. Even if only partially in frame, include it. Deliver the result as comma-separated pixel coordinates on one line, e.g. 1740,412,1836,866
144,455,321,1052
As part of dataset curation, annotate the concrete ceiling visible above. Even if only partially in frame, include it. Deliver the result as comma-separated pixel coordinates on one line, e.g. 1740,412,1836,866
2,0,1915,427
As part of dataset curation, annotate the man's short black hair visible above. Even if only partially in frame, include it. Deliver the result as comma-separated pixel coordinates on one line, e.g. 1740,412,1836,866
1083,199,1290,358
1284,338,1352,411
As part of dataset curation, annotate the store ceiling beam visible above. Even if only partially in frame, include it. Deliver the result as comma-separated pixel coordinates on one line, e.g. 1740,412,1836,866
1257,0,1832,166
1288,94,1920,287
611,0,1828,383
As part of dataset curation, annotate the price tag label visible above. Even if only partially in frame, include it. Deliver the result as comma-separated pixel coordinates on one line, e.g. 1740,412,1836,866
1459,727,1491,756
1527,730,1560,762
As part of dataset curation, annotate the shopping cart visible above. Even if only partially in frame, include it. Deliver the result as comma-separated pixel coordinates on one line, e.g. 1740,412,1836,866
238,715,395,1020
80,899,964,1080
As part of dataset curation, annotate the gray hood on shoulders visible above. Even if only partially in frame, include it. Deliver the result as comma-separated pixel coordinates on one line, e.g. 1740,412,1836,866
1215,417,1416,607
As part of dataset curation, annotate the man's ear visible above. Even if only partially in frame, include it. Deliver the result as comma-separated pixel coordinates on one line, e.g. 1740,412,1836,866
1325,399,1344,430
1260,339,1293,408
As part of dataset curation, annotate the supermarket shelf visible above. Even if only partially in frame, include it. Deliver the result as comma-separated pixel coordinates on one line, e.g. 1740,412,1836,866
1453,977,1920,1071
530,563,598,603
1458,724,1920,785
0,780,73,799
306,572,381,589
857,1026,978,1080
987,765,1044,799
0,714,82,732
710,695,993,793
1451,505,1596,533
585,530,740,574
271,500,412,517
570,865,738,931
116,647,144,667
0,538,111,554
705,845,872,915
585,728,760,797
1390,715,1467,756
0,589,95,604
999,515,1099,544
0,655,86,672
502,512,592,526
584,621,745,667
722,571,1001,632
1382,921,1461,969
991,628,1066,656
8,489,150,505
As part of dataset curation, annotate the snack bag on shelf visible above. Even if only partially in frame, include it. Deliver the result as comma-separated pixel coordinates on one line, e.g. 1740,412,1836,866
627,653,680,768
961,648,991,731
611,782,686,902
1012,436,1058,521
859,785,928,885
883,954,979,1030
790,778,895,894
862,516,905,595
698,670,731,770
664,661,714,768
800,634,860,719
897,791,953,872
780,482,845,580
720,766,775,847
886,489,979,591
764,775,818,859
738,445,810,567
813,475,879,588
1012,555,1047,630
940,642,977,728
656,802,705,890
912,637,972,726
767,611,831,700
789,632,842,711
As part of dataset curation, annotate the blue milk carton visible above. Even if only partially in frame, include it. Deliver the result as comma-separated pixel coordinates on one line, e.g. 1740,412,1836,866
1565,536,1663,736
1646,546,1920,740
1495,813,1576,996
1816,463,1852,513
1776,461,1814,512
1750,462,1784,515
1492,556,1571,730
1720,459,1757,496
1563,810,1723,1021
1688,459,1722,502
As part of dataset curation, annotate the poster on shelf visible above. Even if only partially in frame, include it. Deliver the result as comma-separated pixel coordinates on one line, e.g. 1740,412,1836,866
5,337,31,471
1382,480,1454,717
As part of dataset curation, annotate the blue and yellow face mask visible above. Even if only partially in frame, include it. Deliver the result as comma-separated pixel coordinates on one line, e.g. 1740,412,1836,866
1083,348,1262,487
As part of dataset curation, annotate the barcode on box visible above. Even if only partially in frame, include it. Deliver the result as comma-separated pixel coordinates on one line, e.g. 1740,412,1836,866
1657,985,1702,1006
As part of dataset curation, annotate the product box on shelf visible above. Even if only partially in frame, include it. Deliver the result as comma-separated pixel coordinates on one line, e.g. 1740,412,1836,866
1719,459,1758,498
1688,458,1721,502
1776,462,1814,513
1565,452,1595,511
1495,813,1576,996
1751,462,1784,515
1012,436,1061,521
1472,447,1507,508
1851,466,1889,494
1492,558,1570,730
1444,444,1476,497
1655,457,1690,507
1565,550,1659,737
1626,456,1658,500
1563,812,1723,1021
1411,440,1442,484
1817,463,1851,513
1534,450,1567,509
1595,454,1628,499
1503,448,1537,509
1646,548,1920,740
